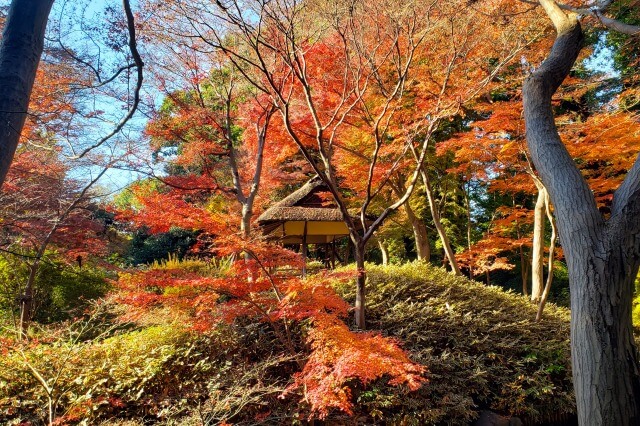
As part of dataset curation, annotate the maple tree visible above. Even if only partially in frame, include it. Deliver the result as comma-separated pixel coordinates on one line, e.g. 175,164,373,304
114,237,425,418
144,0,425,328
147,0,548,328
112,34,430,413
142,65,279,240
0,48,123,337
0,151,113,338
0,1,150,337
0,152,114,339
117,19,311,268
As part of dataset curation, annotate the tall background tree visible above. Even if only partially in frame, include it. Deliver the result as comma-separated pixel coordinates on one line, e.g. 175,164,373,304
522,0,640,423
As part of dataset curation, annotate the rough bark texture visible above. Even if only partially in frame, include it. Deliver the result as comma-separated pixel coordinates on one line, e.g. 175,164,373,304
523,6,640,424
0,0,54,188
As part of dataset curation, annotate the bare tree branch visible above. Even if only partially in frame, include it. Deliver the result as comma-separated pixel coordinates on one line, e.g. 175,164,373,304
71,0,144,159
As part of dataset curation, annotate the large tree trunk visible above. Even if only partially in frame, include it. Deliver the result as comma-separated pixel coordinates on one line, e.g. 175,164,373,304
530,186,546,302
0,0,54,188
404,201,430,261
523,3,640,423
568,237,640,424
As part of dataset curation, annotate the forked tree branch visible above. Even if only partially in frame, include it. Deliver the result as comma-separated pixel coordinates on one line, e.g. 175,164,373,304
72,0,144,159
520,0,640,34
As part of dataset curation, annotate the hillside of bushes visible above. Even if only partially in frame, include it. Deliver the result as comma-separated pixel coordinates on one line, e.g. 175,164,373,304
0,262,574,425
334,263,574,424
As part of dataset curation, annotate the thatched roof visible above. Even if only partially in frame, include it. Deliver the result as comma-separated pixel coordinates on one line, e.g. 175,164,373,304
257,176,353,242
257,206,344,223
257,176,344,224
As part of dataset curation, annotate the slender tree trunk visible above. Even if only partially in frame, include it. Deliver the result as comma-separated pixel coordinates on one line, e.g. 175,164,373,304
240,204,252,242
465,187,474,282
404,201,430,261
420,168,461,275
18,262,38,339
515,224,529,295
536,193,557,322
16,165,108,339
331,240,336,268
390,180,431,261
344,238,352,266
531,187,546,302
0,0,54,188
523,4,640,422
301,221,308,278
240,203,256,280
519,245,529,296
464,183,473,251
354,241,366,329
377,239,389,265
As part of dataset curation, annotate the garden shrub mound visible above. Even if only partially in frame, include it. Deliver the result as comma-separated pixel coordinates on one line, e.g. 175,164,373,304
333,262,574,425
0,262,574,425
0,319,296,425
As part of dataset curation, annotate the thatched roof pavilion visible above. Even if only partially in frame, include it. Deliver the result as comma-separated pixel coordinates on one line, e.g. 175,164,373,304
257,176,351,245
257,176,353,274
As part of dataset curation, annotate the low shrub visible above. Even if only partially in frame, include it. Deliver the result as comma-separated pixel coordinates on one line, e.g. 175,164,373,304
0,322,218,424
0,254,110,323
0,311,300,425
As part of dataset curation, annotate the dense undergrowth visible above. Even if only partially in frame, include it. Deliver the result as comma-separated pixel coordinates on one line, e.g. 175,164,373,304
333,263,574,424
0,262,574,425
